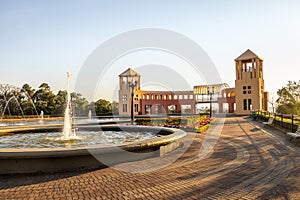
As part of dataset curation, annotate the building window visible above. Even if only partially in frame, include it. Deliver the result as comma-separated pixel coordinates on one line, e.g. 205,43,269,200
243,99,247,110
174,95,178,100
179,95,183,100
145,105,151,114
123,104,127,113
154,105,159,114
122,95,127,101
243,99,252,111
243,86,251,94
134,104,138,112
248,99,252,110
189,95,193,99
122,77,127,85
184,95,188,99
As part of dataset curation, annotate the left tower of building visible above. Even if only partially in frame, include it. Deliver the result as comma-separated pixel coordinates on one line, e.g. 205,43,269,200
118,68,141,116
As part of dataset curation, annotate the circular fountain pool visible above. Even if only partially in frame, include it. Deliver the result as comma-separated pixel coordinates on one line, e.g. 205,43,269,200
0,125,186,174
0,129,157,148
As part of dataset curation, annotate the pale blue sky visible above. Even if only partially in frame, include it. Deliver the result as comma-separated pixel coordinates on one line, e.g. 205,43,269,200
0,0,300,101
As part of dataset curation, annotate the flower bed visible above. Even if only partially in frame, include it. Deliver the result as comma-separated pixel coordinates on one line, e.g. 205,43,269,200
181,116,214,133
135,117,187,127
135,116,214,133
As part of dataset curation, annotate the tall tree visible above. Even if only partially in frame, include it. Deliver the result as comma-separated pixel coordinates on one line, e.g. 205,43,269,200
276,80,300,115
20,83,37,115
111,101,119,115
52,90,67,116
21,83,35,98
33,83,56,115
71,92,89,116
94,99,112,115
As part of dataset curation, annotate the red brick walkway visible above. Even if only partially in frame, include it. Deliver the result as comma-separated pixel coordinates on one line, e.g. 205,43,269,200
1,117,300,199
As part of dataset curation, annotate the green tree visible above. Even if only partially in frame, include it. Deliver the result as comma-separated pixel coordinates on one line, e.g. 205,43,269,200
20,83,37,115
276,80,300,115
33,83,56,115
52,90,67,116
71,92,89,116
21,83,35,98
94,99,112,115
111,101,119,115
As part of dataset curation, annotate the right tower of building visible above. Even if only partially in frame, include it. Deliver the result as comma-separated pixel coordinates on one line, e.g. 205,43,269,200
235,49,268,115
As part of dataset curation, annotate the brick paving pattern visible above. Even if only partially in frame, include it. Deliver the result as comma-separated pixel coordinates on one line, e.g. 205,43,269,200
1,117,300,199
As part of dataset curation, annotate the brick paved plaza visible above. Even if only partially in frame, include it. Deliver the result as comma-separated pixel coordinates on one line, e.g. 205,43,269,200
1,117,300,199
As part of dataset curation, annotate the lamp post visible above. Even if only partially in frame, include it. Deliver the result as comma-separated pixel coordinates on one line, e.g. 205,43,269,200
128,78,137,125
208,86,214,118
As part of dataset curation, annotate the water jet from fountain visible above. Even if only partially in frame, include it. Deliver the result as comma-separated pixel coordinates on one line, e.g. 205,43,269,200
88,110,92,120
61,72,78,140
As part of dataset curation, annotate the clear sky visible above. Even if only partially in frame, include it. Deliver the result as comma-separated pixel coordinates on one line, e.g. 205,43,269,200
1,0,300,102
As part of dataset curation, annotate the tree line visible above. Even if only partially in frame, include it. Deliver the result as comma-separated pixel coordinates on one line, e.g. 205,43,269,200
0,83,118,117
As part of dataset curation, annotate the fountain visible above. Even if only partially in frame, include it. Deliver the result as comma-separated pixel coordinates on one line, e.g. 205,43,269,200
39,110,44,123
88,110,92,120
1,96,25,119
0,73,187,174
0,124,185,174
62,72,77,140
0,83,39,125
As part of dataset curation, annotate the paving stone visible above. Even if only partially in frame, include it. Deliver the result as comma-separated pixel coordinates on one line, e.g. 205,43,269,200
1,117,300,199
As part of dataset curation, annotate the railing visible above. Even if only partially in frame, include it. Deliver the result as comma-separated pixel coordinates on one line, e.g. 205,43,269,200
252,110,300,132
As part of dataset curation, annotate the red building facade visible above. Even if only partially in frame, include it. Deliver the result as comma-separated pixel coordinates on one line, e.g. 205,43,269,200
139,91,195,115
118,50,269,116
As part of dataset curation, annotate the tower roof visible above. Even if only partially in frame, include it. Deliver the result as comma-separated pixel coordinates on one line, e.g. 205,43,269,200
235,49,262,61
119,68,140,77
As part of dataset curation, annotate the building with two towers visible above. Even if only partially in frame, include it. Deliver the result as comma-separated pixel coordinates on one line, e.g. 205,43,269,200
118,49,269,116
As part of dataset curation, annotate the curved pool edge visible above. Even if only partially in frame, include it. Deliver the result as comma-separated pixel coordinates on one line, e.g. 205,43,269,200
0,126,186,174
